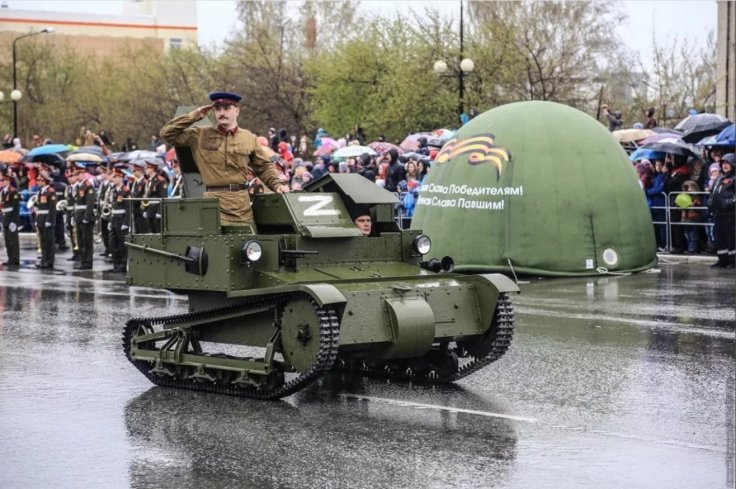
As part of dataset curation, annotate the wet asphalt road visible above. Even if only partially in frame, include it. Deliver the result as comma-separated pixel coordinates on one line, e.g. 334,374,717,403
0,249,733,489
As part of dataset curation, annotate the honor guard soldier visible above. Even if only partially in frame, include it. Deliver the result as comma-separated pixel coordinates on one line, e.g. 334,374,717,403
160,90,288,230
107,164,131,273
97,165,113,258
64,168,81,261
169,156,185,198
73,162,97,270
34,172,57,269
130,160,149,233
143,158,167,233
1,170,21,267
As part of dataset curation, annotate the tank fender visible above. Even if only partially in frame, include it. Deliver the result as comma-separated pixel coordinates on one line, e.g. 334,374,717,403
458,273,519,328
475,273,520,294
293,283,348,316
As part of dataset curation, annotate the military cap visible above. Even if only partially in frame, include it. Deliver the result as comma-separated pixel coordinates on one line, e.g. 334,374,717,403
208,91,242,106
36,172,50,183
73,161,87,171
131,159,147,169
144,157,162,169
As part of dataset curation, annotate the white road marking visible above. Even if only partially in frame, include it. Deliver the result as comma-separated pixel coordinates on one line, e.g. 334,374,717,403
338,394,538,423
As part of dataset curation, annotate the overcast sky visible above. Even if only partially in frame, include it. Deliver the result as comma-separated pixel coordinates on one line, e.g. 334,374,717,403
8,0,719,68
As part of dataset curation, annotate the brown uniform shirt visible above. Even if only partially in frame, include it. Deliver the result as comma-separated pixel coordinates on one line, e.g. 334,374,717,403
160,109,282,223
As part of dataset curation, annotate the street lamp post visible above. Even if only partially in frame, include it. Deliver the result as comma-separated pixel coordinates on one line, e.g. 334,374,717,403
12,27,54,139
433,1,474,118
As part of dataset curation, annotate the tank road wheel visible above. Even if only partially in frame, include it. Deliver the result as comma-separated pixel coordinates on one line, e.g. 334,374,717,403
280,298,331,373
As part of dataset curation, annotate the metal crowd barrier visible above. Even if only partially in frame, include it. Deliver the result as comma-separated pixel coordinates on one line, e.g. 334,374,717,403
650,191,713,252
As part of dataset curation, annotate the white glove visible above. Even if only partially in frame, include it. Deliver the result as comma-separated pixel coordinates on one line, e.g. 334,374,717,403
8,223,17,233
44,221,52,228
142,211,148,219
121,225,129,231
107,222,112,231
83,219,89,224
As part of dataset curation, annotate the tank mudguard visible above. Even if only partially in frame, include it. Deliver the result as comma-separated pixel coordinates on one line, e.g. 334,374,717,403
227,283,347,315
474,273,520,294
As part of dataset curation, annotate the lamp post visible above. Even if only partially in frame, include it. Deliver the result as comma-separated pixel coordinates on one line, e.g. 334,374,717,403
12,27,54,139
433,1,474,117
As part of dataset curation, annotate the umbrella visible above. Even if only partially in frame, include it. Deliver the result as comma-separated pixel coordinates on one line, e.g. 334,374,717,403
67,152,103,163
0,150,23,163
629,148,665,161
710,123,735,148
696,135,718,147
638,132,684,146
399,151,431,163
21,153,66,167
674,113,728,133
612,128,655,143
400,132,433,151
332,145,377,159
68,145,105,157
119,150,159,162
26,144,71,157
640,140,697,157
681,120,732,143
368,141,403,155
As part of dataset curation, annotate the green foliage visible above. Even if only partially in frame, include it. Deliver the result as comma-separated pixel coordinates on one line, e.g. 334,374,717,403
0,1,716,148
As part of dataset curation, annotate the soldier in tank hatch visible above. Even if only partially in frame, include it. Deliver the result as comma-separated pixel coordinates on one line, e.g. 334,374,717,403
160,91,289,231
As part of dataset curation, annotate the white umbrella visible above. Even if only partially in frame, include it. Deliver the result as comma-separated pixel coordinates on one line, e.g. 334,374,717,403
332,145,377,158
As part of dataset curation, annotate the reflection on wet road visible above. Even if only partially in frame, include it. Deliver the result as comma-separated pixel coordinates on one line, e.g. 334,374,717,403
0,262,733,488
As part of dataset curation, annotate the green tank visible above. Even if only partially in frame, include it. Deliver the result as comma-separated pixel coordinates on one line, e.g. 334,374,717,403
123,144,518,400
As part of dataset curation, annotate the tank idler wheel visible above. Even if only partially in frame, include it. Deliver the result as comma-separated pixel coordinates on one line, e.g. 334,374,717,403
280,298,324,373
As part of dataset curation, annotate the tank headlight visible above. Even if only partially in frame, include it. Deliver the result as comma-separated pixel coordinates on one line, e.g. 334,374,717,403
413,235,432,255
241,240,262,262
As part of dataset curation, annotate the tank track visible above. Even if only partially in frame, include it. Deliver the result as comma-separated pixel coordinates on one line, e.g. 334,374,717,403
333,292,514,384
122,292,340,400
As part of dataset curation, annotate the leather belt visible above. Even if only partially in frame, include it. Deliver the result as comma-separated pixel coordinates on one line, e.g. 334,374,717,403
206,183,248,192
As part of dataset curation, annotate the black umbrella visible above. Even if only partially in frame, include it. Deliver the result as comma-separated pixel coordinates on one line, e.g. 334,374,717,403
674,113,728,133
640,140,697,157
681,120,732,143
20,152,67,167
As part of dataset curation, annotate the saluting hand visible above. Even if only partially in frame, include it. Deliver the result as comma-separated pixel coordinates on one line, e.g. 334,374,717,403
198,104,214,119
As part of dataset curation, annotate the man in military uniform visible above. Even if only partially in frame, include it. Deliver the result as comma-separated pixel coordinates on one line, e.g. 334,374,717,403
64,168,81,261
34,172,57,269
1,171,21,267
143,158,167,233
97,165,113,258
130,160,149,234
73,163,97,270
107,164,131,273
160,91,289,230
169,156,185,198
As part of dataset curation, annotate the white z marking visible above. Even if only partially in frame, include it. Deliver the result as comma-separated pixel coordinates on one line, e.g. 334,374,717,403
299,195,339,216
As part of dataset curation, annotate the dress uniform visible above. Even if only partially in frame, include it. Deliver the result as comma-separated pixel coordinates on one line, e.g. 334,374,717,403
108,165,131,273
130,160,149,234
169,159,185,198
143,158,167,233
1,171,21,266
97,167,113,257
64,170,80,261
73,163,97,270
34,173,57,269
160,91,287,228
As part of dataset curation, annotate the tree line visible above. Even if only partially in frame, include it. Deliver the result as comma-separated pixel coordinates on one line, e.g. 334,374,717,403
0,0,716,149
